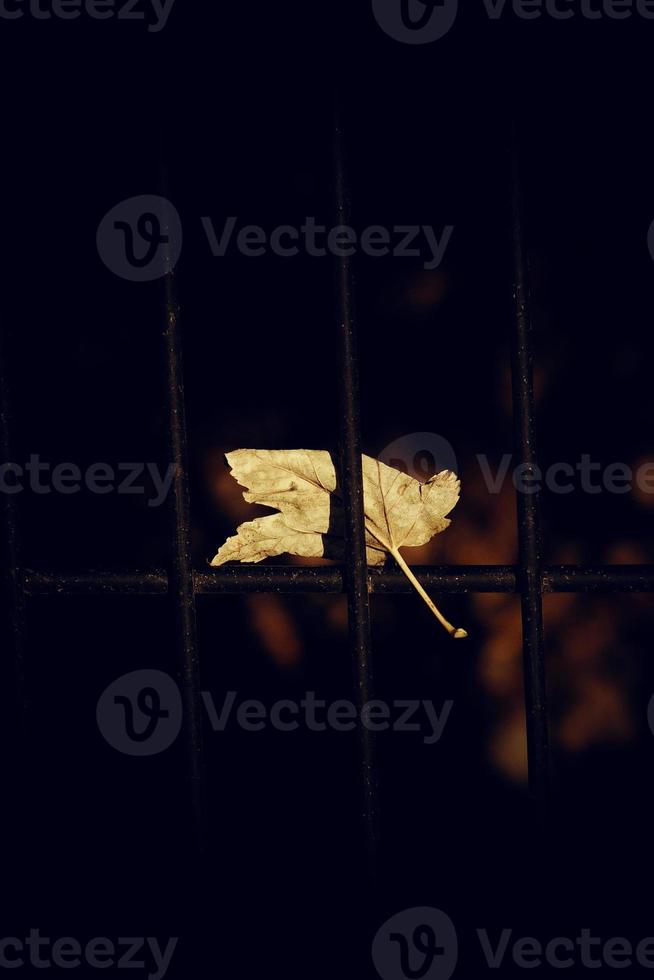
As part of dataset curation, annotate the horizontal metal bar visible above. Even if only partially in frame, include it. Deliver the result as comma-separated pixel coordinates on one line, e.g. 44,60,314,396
544,566,654,593
22,564,654,596
25,570,170,594
195,565,520,594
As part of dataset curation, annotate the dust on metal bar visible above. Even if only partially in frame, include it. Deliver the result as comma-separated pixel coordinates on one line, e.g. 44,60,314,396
510,132,550,802
334,107,380,873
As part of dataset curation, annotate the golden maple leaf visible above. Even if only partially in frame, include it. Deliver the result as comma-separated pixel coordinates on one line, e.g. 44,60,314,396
211,449,466,638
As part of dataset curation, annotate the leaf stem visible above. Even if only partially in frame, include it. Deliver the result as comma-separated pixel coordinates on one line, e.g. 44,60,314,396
389,547,468,640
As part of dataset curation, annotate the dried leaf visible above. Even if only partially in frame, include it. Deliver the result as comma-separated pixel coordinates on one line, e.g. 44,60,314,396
211,449,467,638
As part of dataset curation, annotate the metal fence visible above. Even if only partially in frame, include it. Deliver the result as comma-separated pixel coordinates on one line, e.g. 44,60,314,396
3,123,654,873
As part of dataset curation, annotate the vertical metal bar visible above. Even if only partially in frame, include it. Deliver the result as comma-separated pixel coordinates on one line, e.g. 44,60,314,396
163,271,208,852
509,131,550,802
0,324,27,738
333,108,380,875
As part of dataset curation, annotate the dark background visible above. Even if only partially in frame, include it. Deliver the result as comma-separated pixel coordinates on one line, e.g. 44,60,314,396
2,1,654,976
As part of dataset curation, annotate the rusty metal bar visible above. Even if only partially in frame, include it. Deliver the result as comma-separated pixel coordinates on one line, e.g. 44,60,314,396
0,325,27,737
510,133,550,802
163,271,208,852
22,564,654,596
333,107,379,875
